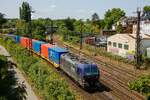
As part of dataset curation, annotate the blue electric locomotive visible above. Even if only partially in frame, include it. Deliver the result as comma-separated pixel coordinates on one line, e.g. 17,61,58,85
60,53,99,88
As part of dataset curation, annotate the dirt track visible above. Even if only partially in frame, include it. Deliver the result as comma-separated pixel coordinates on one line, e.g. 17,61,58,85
0,45,38,100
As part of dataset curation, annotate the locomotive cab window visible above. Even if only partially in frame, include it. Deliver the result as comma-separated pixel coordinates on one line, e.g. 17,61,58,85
91,67,99,74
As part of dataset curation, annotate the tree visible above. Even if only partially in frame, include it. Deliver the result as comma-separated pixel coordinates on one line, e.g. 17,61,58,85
19,2,32,37
143,6,150,12
64,17,75,31
19,2,31,22
116,22,123,33
92,13,100,22
74,20,83,32
0,13,7,28
91,13,100,34
104,8,125,29
142,6,150,20
99,20,105,29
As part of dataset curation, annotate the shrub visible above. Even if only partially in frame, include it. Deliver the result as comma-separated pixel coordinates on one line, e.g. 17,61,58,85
128,75,150,98
144,58,150,68
0,37,75,100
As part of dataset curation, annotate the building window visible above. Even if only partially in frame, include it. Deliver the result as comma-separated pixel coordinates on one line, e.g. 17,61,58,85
118,43,122,48
113,42,117,47
108,41,111,46
124,44,129,50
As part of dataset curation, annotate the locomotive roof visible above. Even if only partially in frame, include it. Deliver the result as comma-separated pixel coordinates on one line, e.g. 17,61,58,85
63,53,93,65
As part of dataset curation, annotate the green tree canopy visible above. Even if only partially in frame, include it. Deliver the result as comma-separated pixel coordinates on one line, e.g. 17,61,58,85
92,13,100,22
104,8,125,29
144,6,150,12
91,13,100,34
64,17,76,31
19,2,31,22
0,13,7,28
143,6,150,20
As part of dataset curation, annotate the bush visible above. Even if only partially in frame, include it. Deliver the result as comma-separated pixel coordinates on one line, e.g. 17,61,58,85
128,75,150,98
0,37,75,100
144,58,150,68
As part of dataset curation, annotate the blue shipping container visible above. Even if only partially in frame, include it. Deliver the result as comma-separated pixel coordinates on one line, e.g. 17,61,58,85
15,35,21,43
32,40,45,53
48,47,68,65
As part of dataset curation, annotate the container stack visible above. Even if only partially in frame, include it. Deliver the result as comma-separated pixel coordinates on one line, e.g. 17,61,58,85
48,47,68,67
32,40,45,53
15,36,21,43
41,44,54,58
20,37,32,48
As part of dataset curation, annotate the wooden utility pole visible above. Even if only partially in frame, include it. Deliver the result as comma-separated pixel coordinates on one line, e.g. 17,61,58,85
29,21,32,56
80,21,83,50
50,21,53,44
135,8,141,69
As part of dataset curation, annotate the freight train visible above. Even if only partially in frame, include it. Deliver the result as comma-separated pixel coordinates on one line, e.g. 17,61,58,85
6,34,100,88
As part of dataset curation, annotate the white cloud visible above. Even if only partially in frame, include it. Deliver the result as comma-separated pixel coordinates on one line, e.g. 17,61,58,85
76,9,86,13
50,4,56,8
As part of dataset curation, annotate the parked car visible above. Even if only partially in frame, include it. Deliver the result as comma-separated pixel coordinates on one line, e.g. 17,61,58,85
95,36,107,47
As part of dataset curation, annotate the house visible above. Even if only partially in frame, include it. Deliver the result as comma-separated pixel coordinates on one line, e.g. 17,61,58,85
147,47,150,58
107,34,150,58
101,29,116,36
118,16,137,27
133,20,150,35
132,12,150,34
115,17,137,33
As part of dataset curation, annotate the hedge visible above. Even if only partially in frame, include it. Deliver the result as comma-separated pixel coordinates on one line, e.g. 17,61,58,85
0,37,75,100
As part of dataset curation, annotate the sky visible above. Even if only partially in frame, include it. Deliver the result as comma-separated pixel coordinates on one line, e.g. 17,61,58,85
0,0,150,20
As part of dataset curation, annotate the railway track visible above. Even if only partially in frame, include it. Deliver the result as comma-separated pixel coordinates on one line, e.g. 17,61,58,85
27,39,145,100
33,51,114,100
57,42,145,100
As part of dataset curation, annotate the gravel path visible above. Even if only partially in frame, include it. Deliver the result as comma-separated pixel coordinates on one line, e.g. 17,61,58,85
0,45,38,100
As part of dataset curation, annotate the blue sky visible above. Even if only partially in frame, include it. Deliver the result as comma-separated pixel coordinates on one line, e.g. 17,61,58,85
0,0,150,19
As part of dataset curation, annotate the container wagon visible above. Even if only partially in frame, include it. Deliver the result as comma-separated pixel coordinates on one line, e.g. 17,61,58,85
41,44,54,59
32,40,45,54
60,53,99,88
48,47,68,68
15,35,21,43
5,34,16,41
8,35,100,88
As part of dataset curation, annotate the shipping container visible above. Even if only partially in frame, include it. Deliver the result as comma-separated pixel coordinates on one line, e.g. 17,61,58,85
32,40,45,53
48,47,68,67
26,38,32,48
20,37,27,47
15,35,21,43
41,44,54,58
20,37,32,48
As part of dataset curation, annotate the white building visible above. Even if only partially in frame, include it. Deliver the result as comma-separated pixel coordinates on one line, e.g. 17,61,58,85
133,21,150,35
107,34,150,58
147,47,150,58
